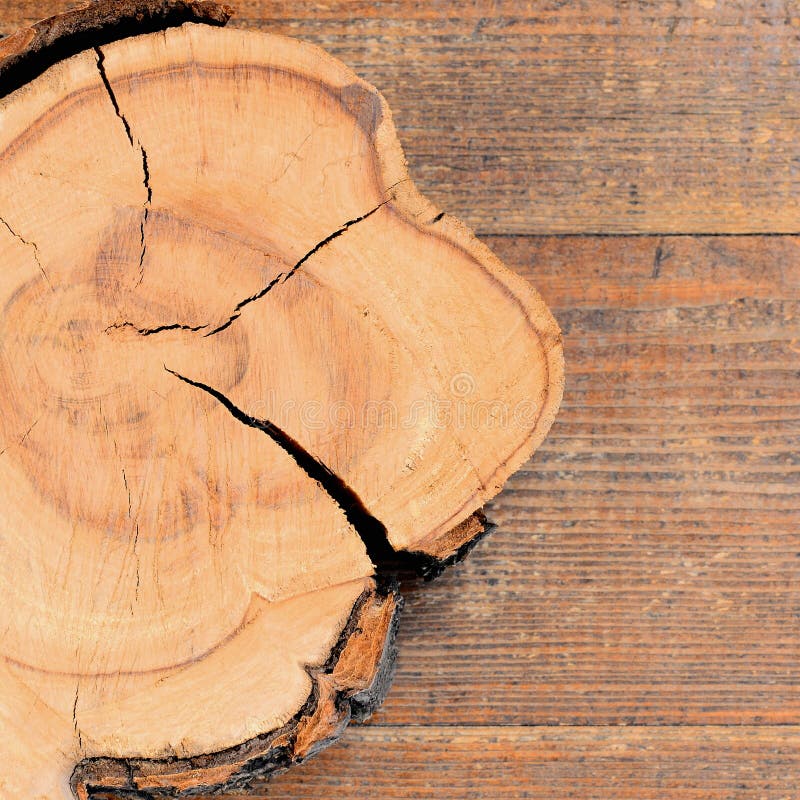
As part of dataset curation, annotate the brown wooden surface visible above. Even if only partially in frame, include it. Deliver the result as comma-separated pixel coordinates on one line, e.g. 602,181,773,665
2,1,799,798
220,727,800,799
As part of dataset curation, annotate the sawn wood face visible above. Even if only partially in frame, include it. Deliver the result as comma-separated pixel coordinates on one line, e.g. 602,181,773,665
0,3,563,797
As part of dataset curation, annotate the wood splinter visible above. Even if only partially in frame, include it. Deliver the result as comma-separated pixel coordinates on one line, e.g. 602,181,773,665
0,2,564,797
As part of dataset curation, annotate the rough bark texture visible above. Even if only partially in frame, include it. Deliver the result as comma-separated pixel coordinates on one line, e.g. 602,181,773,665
0,0,231,97
72,585,402,799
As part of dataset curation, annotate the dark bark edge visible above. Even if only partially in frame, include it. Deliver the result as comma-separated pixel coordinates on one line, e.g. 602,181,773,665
0,0,232,100
393,509,497,581
71,581,403,798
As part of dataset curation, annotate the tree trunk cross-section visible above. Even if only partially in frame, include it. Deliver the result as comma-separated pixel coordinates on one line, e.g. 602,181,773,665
0,2,564,797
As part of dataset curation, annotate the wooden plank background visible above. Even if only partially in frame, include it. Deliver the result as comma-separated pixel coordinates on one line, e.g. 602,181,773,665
3,1,800,797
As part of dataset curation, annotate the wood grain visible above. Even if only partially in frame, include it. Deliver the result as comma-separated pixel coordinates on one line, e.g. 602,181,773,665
247,726,800,800
2,1,799,798
4,0,799,234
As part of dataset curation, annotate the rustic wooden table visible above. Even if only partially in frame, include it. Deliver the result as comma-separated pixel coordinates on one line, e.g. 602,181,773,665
3,2,799,797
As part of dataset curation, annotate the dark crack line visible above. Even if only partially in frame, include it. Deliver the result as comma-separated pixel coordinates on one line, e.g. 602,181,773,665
72,685,83,751
132,523,140,607
205,201,388,337
94,46,133,147
17,417,38,447
136,149,153,288
0,215,53,290
101,200,392,340
105,321,208,336
95,46,152,288
121,467,132,518
140,147,153,205
164,367,397,567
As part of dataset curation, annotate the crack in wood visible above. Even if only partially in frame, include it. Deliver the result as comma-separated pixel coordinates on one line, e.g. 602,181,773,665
162,367,493,582
163,366,398,568
0,417,40,459
103,202,389,339
0,214,52,290
205,201,389,337
94,46,152,288
105,321,208,336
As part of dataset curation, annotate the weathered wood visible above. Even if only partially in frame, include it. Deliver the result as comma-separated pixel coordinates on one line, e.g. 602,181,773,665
5,1,795,234
246,726,800,800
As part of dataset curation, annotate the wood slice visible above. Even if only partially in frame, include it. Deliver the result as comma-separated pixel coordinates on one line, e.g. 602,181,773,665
0,2,564,797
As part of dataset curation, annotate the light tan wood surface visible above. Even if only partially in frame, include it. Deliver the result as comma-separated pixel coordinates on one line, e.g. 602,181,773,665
0,3,562,796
